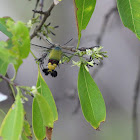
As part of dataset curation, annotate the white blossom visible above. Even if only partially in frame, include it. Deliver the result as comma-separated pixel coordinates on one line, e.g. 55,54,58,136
86,49,92,56
0,92,8,102
54,0,61,5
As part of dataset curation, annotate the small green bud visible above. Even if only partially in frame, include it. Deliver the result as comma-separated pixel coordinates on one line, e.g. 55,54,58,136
72,60,81,67
87,60,94,66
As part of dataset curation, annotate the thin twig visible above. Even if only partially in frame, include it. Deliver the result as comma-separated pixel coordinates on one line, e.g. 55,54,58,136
61,45,100,52
0,74,17,87
133,58,140,140
0,74,34,98
32,10,46,15
32,0,39,18
30,3,55,40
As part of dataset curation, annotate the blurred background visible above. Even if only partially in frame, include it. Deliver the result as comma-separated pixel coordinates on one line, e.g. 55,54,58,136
0,0,140,140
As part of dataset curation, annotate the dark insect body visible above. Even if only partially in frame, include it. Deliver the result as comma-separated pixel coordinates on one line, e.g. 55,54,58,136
41,46,62,77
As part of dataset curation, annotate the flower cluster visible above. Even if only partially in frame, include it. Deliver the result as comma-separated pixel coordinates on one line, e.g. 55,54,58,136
71,46,108,70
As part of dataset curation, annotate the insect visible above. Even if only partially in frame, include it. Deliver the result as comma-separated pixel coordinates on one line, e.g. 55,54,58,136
31,38,101,78
42,46,62,77
31,38,72,77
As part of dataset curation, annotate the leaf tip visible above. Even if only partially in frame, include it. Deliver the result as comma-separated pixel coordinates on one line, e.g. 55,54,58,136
96,127,101,131
94,119,106,130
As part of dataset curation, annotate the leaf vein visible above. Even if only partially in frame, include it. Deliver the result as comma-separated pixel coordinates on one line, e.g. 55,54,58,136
82,66,96,122
81,0,86,30
128,0,137,34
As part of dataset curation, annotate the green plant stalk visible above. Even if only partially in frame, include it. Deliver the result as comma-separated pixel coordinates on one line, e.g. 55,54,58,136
30,50,37,59
9,84,16,99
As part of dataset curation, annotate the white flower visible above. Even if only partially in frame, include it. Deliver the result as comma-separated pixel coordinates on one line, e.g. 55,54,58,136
27,20,32,28
31,86,38,94
0,92,8,102
93,47,98,52
86,49,92,56
54,0,61,5
72,60,81,67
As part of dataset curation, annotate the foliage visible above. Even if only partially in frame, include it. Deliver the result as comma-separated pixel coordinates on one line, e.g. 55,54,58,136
117,0,140,40
0,91,24,140
0,18,30,77
73,0,96,47
32,94,54,140
78,63,106,129
36,69,58,121
0,17,13,38
0,0,139,140
0,41,16,77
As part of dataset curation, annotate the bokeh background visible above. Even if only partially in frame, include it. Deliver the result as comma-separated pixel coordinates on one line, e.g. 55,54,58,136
0,0,140,140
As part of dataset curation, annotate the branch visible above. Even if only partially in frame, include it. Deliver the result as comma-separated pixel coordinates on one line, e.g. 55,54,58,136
32,0,39,18
133,58,140,140
0,74,34,98
61,45,100,52
30,3,55,40
96,6,117,45
32,10,46,15
0,74,18,87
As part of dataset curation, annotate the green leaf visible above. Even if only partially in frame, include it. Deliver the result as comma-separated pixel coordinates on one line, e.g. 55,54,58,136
21,120,31,140
21,133,30,140
7,20,30,58
6,20,30,72
77,63,106,129
0,109,6,126
117,0,140,40
37,70,58,121
0,17,13,38
23,120,32,137
73,0,96,47
32,94,54,140
0,59,9,78
0,19,30,76
0,41,16,76
0,92,24,140
32,97,45,140
14,58,23,74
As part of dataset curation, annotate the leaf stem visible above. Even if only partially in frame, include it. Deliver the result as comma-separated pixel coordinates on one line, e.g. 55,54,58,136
11,71,17,82
0,74,17,87
9,84,16,99
30,50,37,59
0,74,34,98
0,109,6,116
